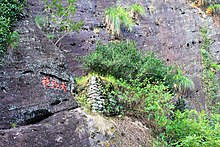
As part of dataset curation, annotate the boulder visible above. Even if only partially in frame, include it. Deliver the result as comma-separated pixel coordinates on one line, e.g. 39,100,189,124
0,109,90,147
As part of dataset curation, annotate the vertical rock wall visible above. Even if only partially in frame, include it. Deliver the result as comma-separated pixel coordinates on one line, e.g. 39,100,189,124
60,0,220,111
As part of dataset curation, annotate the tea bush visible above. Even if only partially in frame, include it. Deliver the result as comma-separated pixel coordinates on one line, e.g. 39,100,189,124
83,41,194,92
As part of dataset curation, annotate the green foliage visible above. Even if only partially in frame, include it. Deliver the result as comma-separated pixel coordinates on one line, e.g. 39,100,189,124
47,33,55,39
143,82,174,127
0,16,10,54
200,28,220,113
84,41,139,80
0,0,25,55
104,4,145,36
0,0,25,22
117,79,174,128
77,73,174,124
164,110,220,146
76,74,123,115
10,122,17,128
35,15,48,29
102,81,124,116
128,3,146,18
105,6,134,36
83,41,194,93
172,69,195,94
39,0,84,45
82,40,219,147
8,31,20,48
76,93,91,111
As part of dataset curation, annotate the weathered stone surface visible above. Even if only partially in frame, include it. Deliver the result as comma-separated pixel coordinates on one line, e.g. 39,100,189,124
0,109,90,147
85,76,106,113
56,0,220,111
0,11,77,129
1,0,220,146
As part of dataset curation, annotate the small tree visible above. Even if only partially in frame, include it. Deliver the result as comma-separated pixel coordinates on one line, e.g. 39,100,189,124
36,0,83,46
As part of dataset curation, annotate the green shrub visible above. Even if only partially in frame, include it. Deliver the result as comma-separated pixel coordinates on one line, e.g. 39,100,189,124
200,28,220,113
83,41,167,81
76,73,174,124
0,16,11,54
116,79,174,127
0,0,25,22
84,41,140,80
0,0,25,55
83,41,194,93
164,110,220,146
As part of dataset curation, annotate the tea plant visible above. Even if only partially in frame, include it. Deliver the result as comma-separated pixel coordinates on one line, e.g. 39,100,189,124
81,40,220,146
118,79,174,128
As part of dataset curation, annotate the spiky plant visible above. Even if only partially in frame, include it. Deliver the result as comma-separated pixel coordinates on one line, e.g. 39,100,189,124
173,69,195,94
105,6,134,36
128,3,145,19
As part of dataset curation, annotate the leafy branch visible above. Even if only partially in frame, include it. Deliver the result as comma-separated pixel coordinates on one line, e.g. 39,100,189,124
35,0,84,46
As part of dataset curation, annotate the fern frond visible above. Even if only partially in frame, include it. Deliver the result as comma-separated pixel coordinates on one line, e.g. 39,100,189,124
128,3,145,16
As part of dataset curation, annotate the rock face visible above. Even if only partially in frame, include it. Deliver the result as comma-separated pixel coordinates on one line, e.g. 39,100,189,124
59,0,220,111
0,109,90,147
0,2,91,146
0,16,77,129
0,0,220,146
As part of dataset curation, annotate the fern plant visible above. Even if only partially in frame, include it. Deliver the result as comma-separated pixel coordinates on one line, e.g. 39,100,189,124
104,4,145,37
128,3,145,19
105,6,134,36
172,69,195,94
